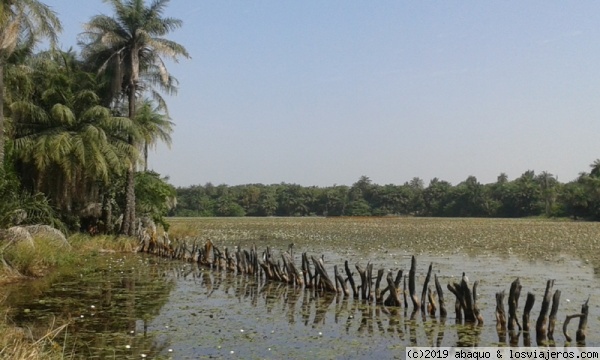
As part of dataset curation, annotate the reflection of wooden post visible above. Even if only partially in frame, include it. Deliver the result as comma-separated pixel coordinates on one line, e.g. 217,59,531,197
473,280,483,324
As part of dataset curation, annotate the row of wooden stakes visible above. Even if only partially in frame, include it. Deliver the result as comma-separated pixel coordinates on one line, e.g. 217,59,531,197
138,234,590,345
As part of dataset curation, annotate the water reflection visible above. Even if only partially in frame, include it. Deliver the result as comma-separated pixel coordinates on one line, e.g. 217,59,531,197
179,263,489,348
1,254,177,359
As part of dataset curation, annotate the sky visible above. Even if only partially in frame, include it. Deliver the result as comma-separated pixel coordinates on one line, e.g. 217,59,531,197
48,1,600,187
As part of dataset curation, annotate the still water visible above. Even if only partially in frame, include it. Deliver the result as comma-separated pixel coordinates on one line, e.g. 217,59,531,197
2,249,599,359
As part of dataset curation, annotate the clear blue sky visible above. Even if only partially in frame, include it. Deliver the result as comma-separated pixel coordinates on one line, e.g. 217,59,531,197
49,1,600,187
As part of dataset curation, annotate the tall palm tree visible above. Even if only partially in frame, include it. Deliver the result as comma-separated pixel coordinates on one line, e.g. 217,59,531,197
135,98,173,172
0,0,61,169
80,0,189,235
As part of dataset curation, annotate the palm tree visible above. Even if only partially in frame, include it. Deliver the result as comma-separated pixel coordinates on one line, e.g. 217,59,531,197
11,50,137,228
536,171,557,216
0,0,61,169
135,98,173,172
80,0,189,235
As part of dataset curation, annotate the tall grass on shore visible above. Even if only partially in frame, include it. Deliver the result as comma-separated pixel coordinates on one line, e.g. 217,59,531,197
0,311,70,360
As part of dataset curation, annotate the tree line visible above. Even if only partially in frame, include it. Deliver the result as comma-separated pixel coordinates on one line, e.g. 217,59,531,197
172,163,600,220
0,0,187,234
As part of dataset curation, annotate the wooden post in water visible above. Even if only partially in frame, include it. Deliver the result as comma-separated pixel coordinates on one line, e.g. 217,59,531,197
421,263,433,313
536,279,555,345
384,271,402,307
374,268,384,304
523,294,536,327
334,264,349,296
344,260,358,299
434,274,447,318
408,256,420,311
547,290,561,341
495,291,507,332
508,278,522,331
563,298,589,344
355,263,368,301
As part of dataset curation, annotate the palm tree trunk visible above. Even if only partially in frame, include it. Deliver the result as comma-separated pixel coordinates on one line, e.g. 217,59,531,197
144,141,148,172
0,62,5,170
120,84,137,236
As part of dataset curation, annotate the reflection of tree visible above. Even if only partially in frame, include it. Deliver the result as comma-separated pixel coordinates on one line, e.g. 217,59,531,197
4,254,176,359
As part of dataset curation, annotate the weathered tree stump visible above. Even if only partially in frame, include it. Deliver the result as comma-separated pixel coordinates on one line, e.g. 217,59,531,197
334,264,349,296
508,278,522,331
384,271,402,307
577,298,589,343
434,274,447,318
547,289,561,341
447,273,480,324
421,263,433,313
522,292,535,333
536,279,554,345
374,268,384,304
403,275,409,308
427,286,437,316
344,260,358,298
564,298,589,344
409,255,420,311
282,251,303,286
311,255,336,293
495,291,506,332
301,252,313,288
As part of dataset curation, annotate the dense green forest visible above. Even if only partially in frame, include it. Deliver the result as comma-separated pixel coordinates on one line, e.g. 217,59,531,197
172,166,600,220
0,0,187,235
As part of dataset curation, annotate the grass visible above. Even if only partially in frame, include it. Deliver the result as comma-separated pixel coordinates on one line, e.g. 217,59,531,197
0,311,70,360
0,234,138,282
